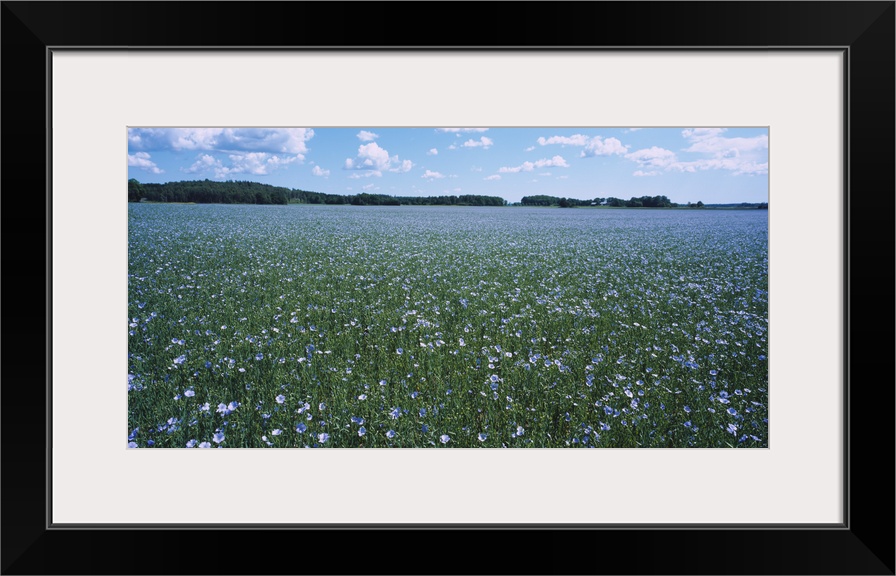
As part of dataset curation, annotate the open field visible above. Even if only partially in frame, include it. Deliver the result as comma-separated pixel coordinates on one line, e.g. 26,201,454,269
128,204,768,448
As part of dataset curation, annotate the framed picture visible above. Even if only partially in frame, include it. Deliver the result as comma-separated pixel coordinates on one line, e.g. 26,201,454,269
4,1,892,574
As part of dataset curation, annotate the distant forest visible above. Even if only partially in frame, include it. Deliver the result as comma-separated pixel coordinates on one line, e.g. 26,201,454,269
128,179,765,209
521,195,767,209
521,194,682,207
128,179,506,206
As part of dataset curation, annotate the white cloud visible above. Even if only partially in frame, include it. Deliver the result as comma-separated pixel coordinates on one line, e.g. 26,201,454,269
499,163,533,174
525,146,535,152
361,183,378,191
357,130,379,142
470,166,483,172
312,166,330,177
581,137,627,157
262,154,300,170
422,170,446,180
235,153,299,175
394,159,413,173
682,128,768,156
128,151,164,174
681,128,726,141
672,157,769,175
183,151,300,179
537,134,590,146
537,134,628,157
128,128,314,158
186,153,219,173
343,142,412,177
462,136,494,149
498,155,569,173
484,175,501,181
538,172,552,176
354,143,390,170
535,156,569,168
625,146,678,168
436,128,489,133
623,130,769,176
448,144,457,150
427,148,438,155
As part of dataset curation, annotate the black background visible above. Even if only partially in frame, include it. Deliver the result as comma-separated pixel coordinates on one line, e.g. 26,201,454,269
2,2,893,574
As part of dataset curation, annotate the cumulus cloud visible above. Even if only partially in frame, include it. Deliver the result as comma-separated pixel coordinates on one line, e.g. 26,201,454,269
436,128,489,133
498,163,531,174
462,136,494,149
537,134,590,146
536,156,570,168
231,153,297,175
361,183,379,191
681,128,768,156
312,166,330,177
427,148,438,155
422,170,446,180
128,128,314,158
185,154,219,173
525,146,535,152
672,157,769,175
357,130,379,142
681,128,726,141
582,137,627,157
624,129,769,176
499,155,569,173
484,175,501,181
128,151,164,174
537,134,628,158
184,151,300,179
625,146,678,169
343,142,413,177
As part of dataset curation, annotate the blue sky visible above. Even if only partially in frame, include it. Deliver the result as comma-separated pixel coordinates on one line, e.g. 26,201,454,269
128,127,768,204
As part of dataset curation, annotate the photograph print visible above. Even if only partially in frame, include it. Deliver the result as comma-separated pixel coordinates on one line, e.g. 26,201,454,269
127,126,769,449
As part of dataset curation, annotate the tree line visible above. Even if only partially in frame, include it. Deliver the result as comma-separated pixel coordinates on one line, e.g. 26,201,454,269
129,179,506,207
519,194,694,208
128,180,733,210
130,179,291,205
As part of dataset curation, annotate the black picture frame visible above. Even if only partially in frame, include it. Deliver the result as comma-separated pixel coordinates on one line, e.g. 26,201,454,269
3,2,893,574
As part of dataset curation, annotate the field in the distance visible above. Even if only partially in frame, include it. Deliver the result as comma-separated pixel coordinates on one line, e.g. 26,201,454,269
128,204,768,448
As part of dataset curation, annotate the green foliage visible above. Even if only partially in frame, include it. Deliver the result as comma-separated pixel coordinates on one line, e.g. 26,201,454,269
132,179,506,207
139,179,290,205
128,178,144,202
602,196,680,208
